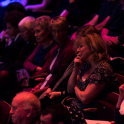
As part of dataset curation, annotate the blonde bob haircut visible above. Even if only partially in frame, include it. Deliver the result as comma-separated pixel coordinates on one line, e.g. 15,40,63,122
49,16,69,30
75,33,109,62
34,15,51,32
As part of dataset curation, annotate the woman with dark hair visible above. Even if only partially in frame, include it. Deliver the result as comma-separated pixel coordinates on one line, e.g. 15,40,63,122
0,10,26,68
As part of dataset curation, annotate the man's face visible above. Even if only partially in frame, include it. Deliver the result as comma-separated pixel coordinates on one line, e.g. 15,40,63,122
10,98,28,124
6,23,18,37
40,114,53,124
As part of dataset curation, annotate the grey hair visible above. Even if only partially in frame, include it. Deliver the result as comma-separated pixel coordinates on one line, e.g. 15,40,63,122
14,91,41,118
18,16,35,30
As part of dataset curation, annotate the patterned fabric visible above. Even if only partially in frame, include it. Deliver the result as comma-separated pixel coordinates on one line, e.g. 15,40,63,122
66,105,87,124
70,61,117,119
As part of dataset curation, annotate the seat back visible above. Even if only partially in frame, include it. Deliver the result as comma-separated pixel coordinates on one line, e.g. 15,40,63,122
97,92,119,121
114,73,124,93
97,100,115,121
0,101,11,124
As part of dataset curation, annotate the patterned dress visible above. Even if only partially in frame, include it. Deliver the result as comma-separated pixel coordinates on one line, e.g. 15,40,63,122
68,61,117,121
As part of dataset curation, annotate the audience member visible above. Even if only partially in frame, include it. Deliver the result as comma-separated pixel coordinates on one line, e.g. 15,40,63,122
8,16,37,71
0,10,25,70
10,91,41,124
101,0,124,58
67,33,117,119
0,16,38,92
0,2,26,32
32,16,74,94
44,25,99,99
85,0,121,32
115,84,124,124
40,104,72,124
23,15,56,79
25,0,57,18
60,0,100,27
70,25,98,41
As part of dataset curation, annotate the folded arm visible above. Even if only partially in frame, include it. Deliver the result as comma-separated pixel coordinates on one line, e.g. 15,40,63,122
25,0,52,12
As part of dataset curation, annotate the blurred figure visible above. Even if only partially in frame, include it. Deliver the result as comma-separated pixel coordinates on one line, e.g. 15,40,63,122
0,10,25,70
115,84,124,124
31,16,74,94
10,91,41,124
60,0,100,27
40,104,72,124
25,0,57,18
84,0,121,32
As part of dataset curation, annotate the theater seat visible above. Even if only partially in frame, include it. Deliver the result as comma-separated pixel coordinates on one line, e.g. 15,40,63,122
0,100,11,124
97,92,119,121
114,73,124,93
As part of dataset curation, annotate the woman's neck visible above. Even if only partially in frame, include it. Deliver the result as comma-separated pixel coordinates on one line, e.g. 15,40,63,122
88,59,104,70
42,38,53,49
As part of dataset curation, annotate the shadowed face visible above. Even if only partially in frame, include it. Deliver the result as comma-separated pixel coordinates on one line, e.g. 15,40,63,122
19,26,34,42
6,23,18,37
51,25,68,46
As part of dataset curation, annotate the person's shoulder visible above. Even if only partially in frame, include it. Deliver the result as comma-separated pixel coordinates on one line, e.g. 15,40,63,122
97,61,113,74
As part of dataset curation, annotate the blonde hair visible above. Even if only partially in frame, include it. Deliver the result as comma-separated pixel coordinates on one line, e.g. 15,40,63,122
74,33,109,62
34,15,51,31
49,16,69,30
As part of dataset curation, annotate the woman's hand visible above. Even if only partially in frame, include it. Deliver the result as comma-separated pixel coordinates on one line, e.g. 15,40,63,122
36,66,42,72
30,83,41,93
74,53,84,70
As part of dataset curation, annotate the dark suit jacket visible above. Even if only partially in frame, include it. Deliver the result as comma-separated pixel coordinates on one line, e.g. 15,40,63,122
8,38,38,71
0,34,25,70
46,40,75,89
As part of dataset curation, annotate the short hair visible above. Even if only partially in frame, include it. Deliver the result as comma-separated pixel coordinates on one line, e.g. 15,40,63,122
4,10,26,28
75,33,109,62
14,91,41,119
41,104,72,124
18,16,35,30
34,15,51,32
6,2,26,14
76,25,98,37
49,16,69,30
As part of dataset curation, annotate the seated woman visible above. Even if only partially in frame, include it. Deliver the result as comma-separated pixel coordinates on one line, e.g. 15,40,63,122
47,33,117,120
31,16,75,93
23,15,56,80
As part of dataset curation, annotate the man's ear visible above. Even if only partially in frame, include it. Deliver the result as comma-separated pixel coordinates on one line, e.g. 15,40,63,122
58,122,64,124
26,108,32,117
